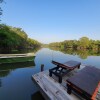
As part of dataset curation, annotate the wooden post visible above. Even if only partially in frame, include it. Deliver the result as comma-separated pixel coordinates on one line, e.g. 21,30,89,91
41,64,44,72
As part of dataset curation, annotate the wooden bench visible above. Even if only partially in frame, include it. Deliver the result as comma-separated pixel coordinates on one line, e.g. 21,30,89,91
49,60,81,83
67,66,100,100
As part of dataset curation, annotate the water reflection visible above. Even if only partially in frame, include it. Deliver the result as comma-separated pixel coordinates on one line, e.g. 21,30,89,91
0,79,2,87
0,70,10,77
0,61,36,97
50,47,100,59
0,61,35,77
0,48,40,100
0,60,37,100
0,47,41,54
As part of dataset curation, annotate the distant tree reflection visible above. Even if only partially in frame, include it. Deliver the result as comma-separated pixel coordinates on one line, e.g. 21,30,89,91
50,47,100,59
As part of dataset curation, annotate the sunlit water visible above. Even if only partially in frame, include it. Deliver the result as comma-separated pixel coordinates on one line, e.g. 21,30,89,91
0,48,100,100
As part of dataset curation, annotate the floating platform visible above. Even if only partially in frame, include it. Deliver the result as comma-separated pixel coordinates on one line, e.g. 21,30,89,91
0,53,35,64
0,53,35,58
32,66,85,100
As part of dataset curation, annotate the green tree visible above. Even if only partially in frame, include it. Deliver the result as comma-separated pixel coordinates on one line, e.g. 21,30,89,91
0,24,41,53
78,37,90,49
27,38,41,48
49,36,99,51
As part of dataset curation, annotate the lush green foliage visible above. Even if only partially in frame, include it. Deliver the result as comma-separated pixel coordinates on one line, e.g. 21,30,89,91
0,24,41,53
27,38,41,48
49,37,100,50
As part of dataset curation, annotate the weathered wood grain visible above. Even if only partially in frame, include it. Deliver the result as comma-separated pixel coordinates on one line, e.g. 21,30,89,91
32,71,76,100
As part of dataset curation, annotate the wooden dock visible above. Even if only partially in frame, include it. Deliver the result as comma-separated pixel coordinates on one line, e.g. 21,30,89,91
0,53,35,58
32,66,85,100
0,53,35,64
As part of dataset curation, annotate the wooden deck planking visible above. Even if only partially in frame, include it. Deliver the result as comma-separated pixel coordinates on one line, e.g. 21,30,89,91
32,66,86,100
33,71,72,100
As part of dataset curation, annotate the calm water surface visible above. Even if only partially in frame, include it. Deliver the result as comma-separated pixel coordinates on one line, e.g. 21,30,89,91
0,48,100,100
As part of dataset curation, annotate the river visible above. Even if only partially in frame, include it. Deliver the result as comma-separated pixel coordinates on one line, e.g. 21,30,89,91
0,48,100,100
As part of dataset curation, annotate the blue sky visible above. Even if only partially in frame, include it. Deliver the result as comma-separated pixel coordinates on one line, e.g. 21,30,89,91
1,0,100,43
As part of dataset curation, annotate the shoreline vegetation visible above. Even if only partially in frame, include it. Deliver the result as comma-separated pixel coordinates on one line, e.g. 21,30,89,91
49,37,100,51
0,24,100,56
0,24,41,54
48,37,100,59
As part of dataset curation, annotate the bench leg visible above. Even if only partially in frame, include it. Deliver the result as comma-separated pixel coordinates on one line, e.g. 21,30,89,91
49,70,52,77
59,76,62,83
78,65,80,69
67,84,72,94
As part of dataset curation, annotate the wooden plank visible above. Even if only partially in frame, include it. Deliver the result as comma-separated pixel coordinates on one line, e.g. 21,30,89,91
32,71,73,100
